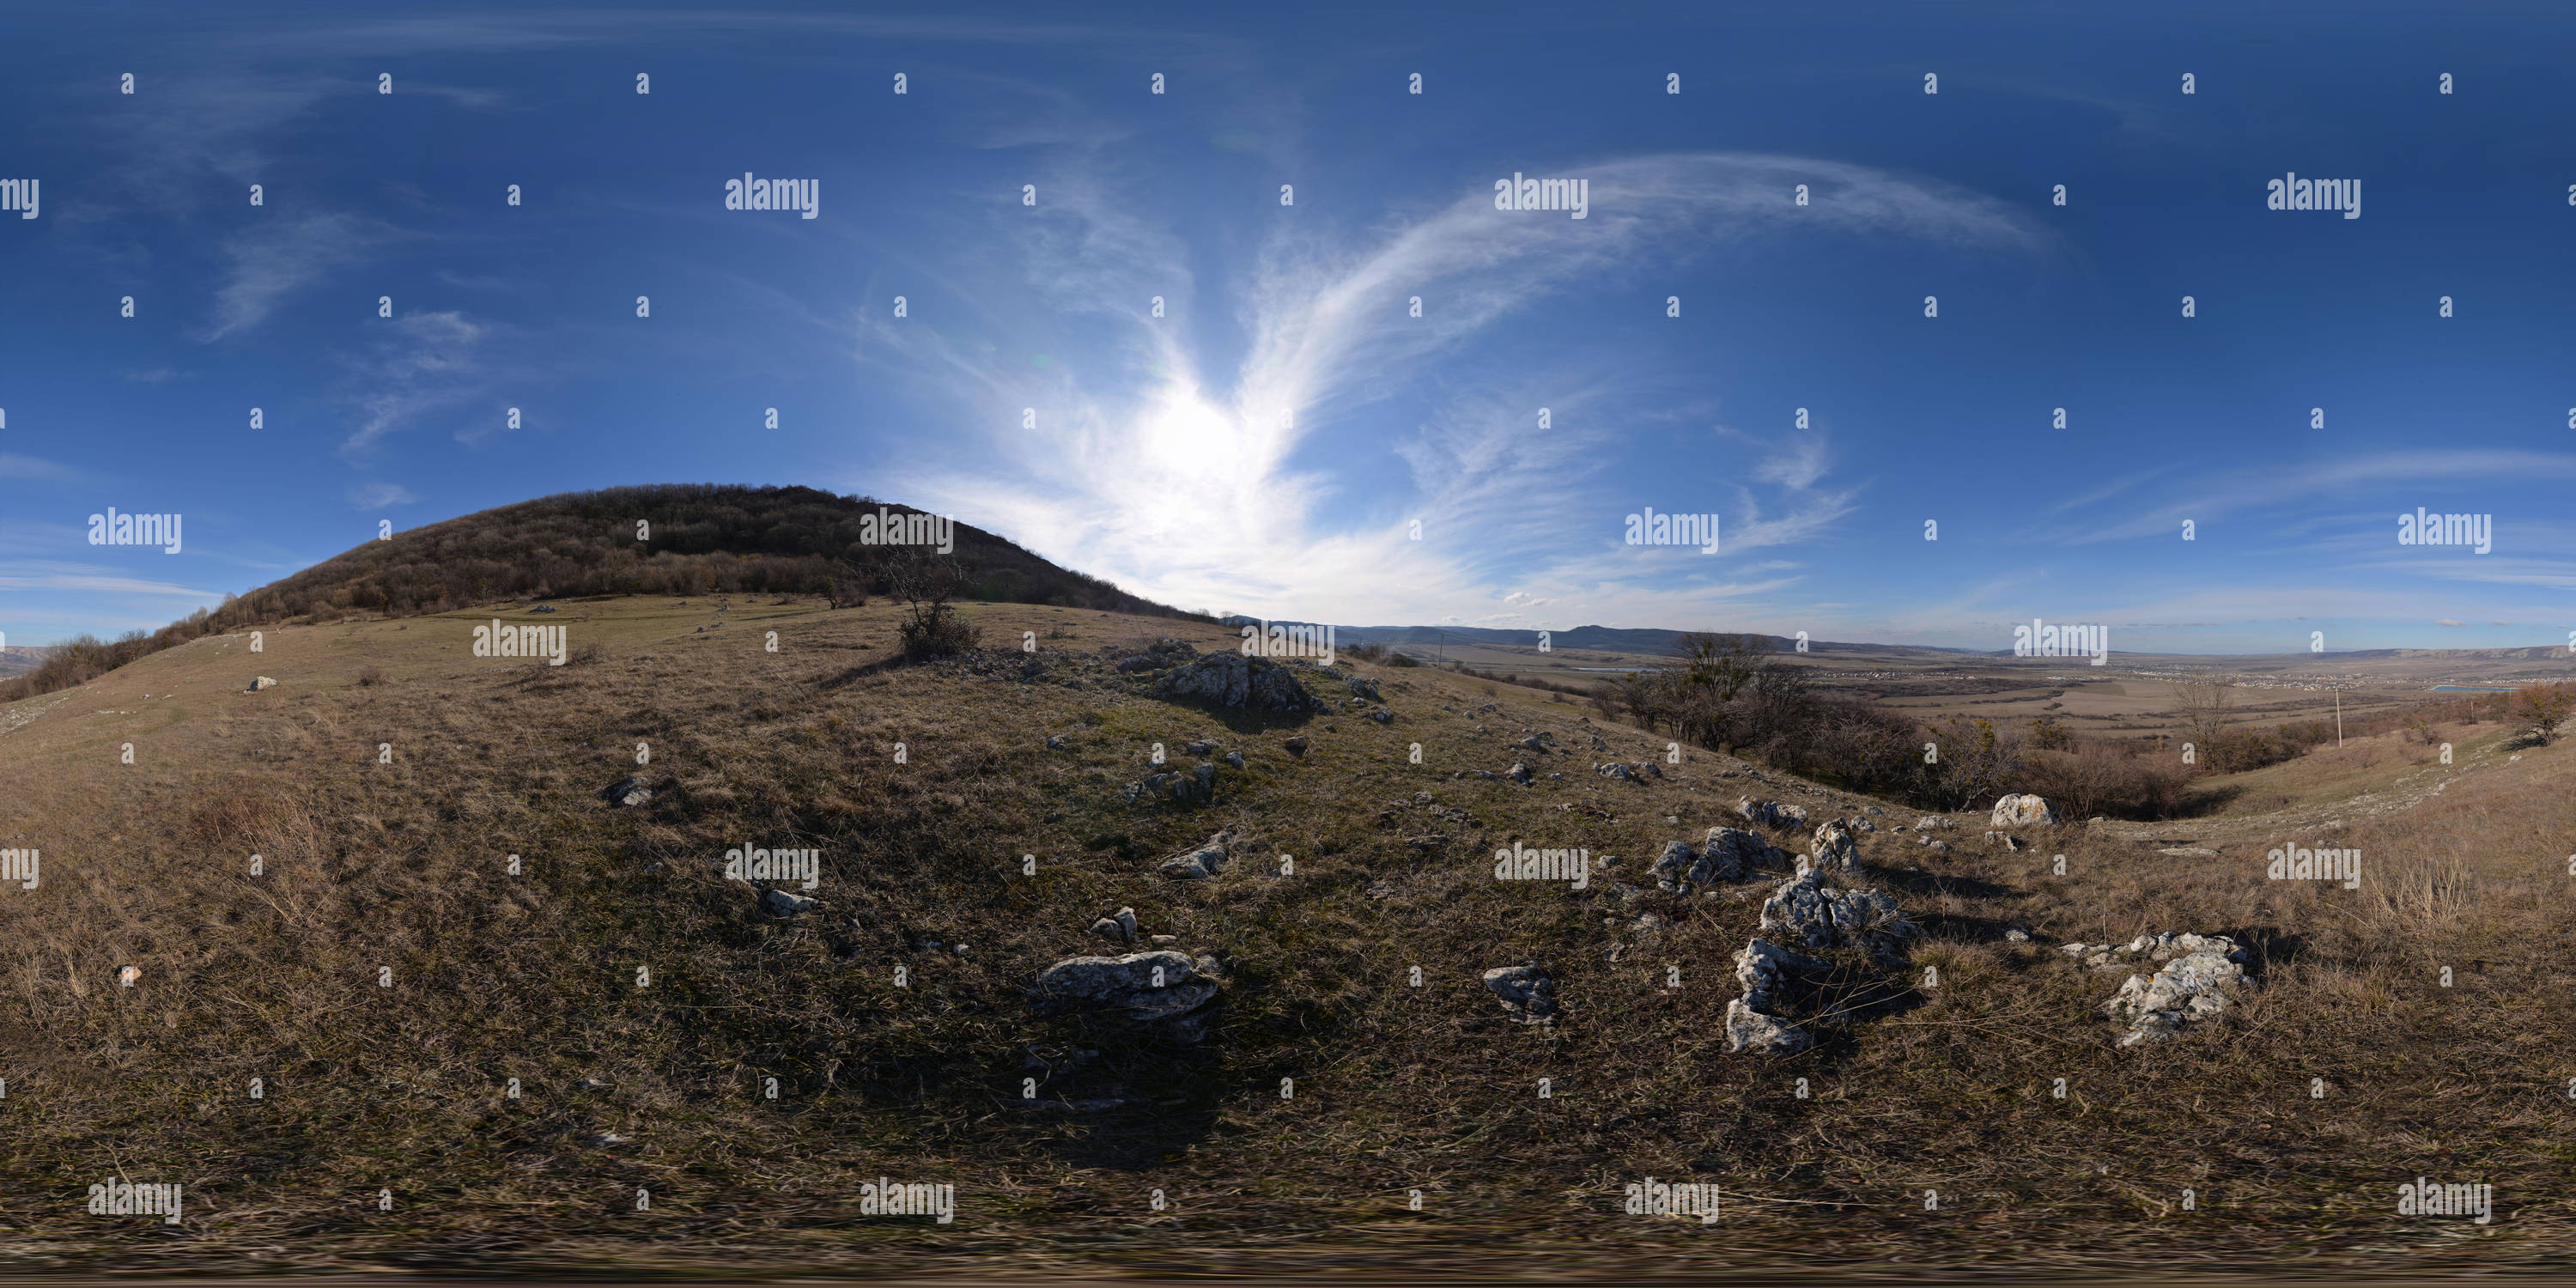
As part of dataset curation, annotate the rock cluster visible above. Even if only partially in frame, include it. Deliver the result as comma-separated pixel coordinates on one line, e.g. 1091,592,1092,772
2062,933,2251,1046
1738,798,1809,829
1127,762,1218,806
1759,860,1917,963
1598,760,1663,783
1652,827,1786,894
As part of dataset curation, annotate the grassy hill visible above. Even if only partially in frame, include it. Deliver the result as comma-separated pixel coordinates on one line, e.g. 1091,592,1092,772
2,592,2572,1277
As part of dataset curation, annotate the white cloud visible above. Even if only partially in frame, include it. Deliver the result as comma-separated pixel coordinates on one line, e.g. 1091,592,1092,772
348,483,418,510
870,151,2042,629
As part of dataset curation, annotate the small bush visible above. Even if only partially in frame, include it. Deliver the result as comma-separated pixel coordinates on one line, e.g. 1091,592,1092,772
568,642,608,665
357,665,387,687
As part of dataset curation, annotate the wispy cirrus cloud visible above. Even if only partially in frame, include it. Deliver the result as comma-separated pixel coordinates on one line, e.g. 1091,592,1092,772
336,310,495,457
865,150,2037,629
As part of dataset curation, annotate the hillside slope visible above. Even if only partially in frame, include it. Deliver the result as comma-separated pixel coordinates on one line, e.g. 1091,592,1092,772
0,595,2570,1277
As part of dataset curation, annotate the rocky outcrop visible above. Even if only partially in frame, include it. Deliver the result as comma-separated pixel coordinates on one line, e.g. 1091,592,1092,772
1157,653,1325,713
1759,860,1917,963
1035,951,1221,1036
1654,827,1784,894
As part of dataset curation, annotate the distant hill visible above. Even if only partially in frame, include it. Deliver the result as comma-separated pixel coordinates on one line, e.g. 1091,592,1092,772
216,483,1197,624
1309,623,1974,659
1,483,1199,702
0,646,52,680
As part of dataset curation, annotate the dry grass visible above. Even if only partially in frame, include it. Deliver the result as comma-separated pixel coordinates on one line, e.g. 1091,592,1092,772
0,597,2569,1277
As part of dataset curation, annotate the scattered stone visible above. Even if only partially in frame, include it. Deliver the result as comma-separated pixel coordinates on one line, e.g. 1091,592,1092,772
2004,927,2031,943
1045,735,1068,750
1520,735,1550,754
248,677,276,691
1184,739,1222,756
1990,794,2061,829
1346,675,1382,701
1159,831,1232,880
762,888,817,919
1224,750,1246,769
1810,819,1862,872
530,604,557,614
1413,791,1435,805
1599,761,1662,783
1923,840,1951,854
1284,735,1309,757
1864,805,1886,816
1733,937,1822,1014
600,776,653,808
1913,816,1953,831
1369,708,1394,725
2159,847,2220,858
1724,997,1812,1054
1089,907,1139,945
1738,798,1810,829
1480,964,1558,1024
1508,762,1534,786
1157,653,1326,713
1035,951,1219,1027
1984,831,2023,852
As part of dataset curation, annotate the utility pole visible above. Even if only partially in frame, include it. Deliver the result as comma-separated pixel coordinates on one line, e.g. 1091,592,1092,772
2336,688,2342,747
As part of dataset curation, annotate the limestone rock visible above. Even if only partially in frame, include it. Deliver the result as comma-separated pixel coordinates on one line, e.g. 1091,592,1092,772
1158,831,1233,880
1035,950,1218,1024
1759,862,1917,962
1990,793,2060,828
600,776,653,808
1724,997,1812,1054
248,676,276,691
1157,653,1326,713
1810,818,1862,872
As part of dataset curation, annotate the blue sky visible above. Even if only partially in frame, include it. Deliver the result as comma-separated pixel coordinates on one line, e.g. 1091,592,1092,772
5,0,2576,653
